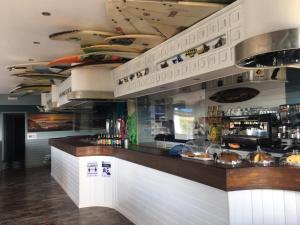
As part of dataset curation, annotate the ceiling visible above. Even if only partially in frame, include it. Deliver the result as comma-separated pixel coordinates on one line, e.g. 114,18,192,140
0,0,114,94
0,0,234,94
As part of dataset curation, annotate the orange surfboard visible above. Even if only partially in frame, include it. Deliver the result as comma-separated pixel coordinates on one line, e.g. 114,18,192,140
48,55,82,66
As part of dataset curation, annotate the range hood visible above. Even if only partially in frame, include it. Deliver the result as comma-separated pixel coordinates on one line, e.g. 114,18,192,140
67,90,114,101
62,90,124,108
235,28,300,68
55,67,125,109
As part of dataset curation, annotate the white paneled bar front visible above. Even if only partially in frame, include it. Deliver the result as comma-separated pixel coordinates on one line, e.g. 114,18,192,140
51,147,300,225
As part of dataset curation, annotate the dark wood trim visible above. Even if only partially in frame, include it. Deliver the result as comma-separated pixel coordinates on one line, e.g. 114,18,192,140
49,137,300,192
226,166,300,191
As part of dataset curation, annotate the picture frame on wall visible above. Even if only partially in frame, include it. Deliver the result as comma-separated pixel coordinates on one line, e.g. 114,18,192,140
27,113,74,132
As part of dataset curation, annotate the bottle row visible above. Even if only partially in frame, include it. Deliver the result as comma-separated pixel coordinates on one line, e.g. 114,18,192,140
97,133,128,149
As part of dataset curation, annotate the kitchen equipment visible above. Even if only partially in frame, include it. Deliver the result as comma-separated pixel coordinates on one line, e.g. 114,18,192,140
222,114,280,148
235,28,300,68
280,150,300,167
246,145,275,166
279,104,292,125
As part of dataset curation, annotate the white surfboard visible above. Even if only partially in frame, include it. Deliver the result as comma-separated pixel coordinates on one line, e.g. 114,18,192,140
49,30,118,47
106,0,163,36
124,0,225,27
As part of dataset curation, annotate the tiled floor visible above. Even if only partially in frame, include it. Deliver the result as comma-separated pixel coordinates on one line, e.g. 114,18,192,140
0,167,134,225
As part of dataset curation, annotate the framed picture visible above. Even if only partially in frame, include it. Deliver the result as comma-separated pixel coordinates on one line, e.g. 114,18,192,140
27,113,74,132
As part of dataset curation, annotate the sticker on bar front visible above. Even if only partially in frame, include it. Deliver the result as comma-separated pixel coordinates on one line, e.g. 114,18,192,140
102,161,111,177
87,162,98,176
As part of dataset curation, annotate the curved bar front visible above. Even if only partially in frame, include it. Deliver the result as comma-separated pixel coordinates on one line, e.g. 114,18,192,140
49,137,300,225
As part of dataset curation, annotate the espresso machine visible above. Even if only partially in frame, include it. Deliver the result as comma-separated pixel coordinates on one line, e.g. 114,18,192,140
278,104,300,149
222,114,280,149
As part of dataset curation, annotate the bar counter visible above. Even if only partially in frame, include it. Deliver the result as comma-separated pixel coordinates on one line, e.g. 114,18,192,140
49,136,300,192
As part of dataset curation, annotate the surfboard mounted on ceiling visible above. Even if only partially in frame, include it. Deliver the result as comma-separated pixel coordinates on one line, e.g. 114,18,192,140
81,51,140,59
48,52,129,68
56,58,130,73
70,62,125,69
10,83,51,95
104,34,165,48
7,62,70,75
11,72,68,81
124,0,225,35
106,0,162,36
81,44,144,54
209,88,260,103
49,30,118,47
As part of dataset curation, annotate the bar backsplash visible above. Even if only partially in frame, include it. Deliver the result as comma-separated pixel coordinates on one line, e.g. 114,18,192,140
137,68,300,150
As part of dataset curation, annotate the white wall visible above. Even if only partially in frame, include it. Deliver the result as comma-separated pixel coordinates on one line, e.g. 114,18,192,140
26,129,98,168
229,189,300,225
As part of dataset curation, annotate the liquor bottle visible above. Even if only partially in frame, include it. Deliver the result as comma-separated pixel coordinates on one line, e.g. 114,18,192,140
111,134,114,146
118,134,122,148
116,134,120,147
118,134,121,147
99,134,103,145
103,134,106,146
124,134,129,149
97,135,101,145
100,134,103,146
107,134,111,146
113,134,116,146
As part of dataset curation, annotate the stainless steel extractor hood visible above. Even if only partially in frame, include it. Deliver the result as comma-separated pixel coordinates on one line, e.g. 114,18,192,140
67,90,115,101
61,90,125,108
235,28,300,68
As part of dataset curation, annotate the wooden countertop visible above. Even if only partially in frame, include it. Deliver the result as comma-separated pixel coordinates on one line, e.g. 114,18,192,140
49,137,300,192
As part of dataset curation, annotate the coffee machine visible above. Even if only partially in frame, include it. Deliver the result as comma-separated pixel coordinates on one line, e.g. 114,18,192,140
278,104,300,148
222,114,280,149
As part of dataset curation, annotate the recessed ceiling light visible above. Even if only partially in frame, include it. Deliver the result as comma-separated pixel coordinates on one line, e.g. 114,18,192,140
33,41,40,44
28,59,34,62
41,11,51,16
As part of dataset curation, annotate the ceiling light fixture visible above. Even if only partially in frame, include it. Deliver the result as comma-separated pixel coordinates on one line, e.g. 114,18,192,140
41,11,51,16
